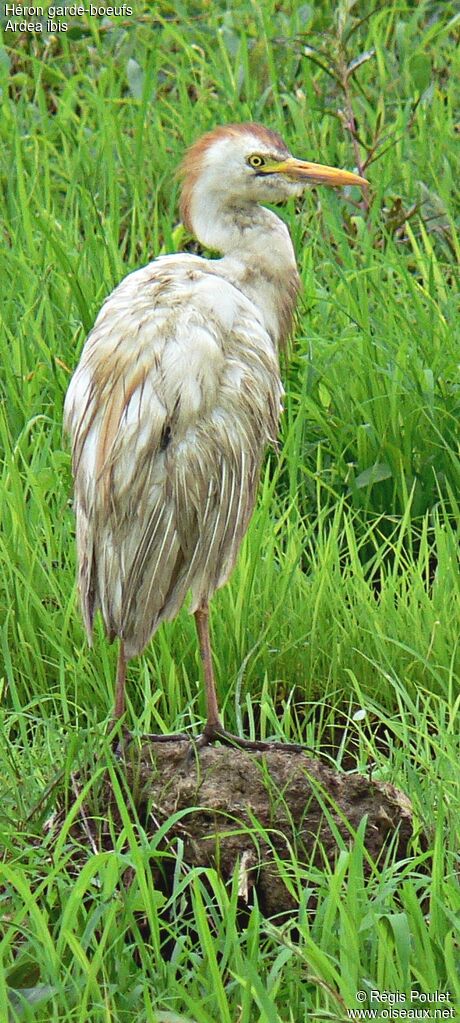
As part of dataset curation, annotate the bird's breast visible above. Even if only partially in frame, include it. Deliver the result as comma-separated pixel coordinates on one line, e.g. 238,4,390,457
221,261,300,348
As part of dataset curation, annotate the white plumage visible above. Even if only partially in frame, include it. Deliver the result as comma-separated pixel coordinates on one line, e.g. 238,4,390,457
64,123,366,745
65,255,282,656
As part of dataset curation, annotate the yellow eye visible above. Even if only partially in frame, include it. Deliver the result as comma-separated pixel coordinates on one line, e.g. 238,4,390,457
248,154,265,168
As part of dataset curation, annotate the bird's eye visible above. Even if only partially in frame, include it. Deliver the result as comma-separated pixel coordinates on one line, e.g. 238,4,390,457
248,155,265,169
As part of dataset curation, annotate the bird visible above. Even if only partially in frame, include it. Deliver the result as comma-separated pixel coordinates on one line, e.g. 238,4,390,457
64,122,367,750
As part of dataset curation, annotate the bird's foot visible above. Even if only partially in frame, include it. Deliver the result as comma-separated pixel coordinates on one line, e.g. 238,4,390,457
109,723,190,757
193,722,309,754
142,730,190,742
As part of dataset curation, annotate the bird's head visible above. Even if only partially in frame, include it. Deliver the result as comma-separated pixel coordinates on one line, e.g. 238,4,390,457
179,122,367,234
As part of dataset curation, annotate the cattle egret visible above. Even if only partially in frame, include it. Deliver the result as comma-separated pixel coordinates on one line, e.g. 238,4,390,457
64,122,367,748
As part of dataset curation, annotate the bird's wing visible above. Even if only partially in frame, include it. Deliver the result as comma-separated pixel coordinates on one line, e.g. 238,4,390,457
64,256,282,655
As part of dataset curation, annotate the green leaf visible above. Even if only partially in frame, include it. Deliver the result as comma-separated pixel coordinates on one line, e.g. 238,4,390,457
8,984,58,1019
409,54,432,92
354,463,393,489
347,48,376,76
127,58,144,99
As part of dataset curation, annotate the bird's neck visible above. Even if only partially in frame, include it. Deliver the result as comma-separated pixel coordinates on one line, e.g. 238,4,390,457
191,200,300,346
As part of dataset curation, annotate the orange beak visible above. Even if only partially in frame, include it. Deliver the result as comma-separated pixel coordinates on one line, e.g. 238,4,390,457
268,156,368,189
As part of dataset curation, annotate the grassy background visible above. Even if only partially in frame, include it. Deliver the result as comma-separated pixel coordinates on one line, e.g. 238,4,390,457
0,1,459,1020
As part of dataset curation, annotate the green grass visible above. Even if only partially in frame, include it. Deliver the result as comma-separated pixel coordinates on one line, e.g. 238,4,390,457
0,0,459,1019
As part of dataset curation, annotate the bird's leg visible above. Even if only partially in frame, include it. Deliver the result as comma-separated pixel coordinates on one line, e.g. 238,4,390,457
194,602,224,737
109,641,131,747
114,640,127,721
110,639,188,745
194,603,308,754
